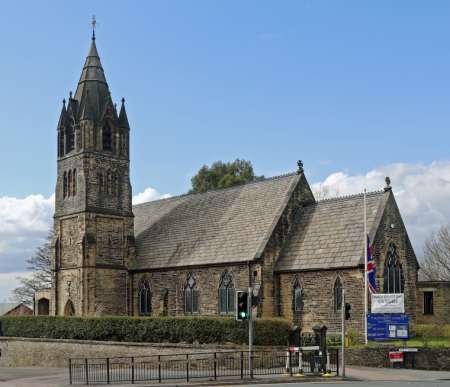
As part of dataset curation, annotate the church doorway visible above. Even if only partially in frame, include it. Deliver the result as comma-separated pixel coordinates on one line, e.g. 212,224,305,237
64,300,75,316
37,298,50,315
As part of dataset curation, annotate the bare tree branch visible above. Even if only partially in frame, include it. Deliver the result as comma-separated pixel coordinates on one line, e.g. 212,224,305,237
420,224,450,281
12,232,52,305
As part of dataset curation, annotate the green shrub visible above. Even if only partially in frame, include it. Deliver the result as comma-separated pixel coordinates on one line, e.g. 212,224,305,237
0,316,291,346
411,324,450,347
346,328,363,346
413,324,450,338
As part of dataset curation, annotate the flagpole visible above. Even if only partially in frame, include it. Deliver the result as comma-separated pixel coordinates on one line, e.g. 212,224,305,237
363,188,368,345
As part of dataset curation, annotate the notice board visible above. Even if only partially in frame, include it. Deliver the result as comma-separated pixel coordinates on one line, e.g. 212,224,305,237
367,313,409,341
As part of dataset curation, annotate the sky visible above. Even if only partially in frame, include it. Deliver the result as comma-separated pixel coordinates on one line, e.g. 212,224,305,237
0,1,450,301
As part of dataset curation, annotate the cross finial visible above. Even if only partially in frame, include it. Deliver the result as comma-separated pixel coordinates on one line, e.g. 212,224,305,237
91,15,97,40
384,176,392,191
297,160,304,174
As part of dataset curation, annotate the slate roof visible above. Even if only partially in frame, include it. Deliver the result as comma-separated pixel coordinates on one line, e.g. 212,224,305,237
132,173,301,270
275,190,390,272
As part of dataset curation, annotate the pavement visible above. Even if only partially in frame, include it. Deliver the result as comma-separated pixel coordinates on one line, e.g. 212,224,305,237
1,366,450,386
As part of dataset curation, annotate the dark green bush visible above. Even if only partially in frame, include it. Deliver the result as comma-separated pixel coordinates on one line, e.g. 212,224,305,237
0,316,291,346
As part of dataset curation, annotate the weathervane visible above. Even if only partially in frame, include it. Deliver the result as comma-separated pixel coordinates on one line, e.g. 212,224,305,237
91,15,97,40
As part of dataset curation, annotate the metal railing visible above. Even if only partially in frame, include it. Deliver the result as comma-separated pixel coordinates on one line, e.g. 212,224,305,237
69,349,339,384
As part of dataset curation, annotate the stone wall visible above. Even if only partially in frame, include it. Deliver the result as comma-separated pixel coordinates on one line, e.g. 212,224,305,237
370,192,418,322
259,173,315,318
278,268,364,335
0,337,264,368
131,263,258,316
416,281,450,325
346,347,450,371
3,337,450,371
52,212,133,317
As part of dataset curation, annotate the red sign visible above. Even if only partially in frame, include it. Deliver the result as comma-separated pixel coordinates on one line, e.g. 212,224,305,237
389,351,404,362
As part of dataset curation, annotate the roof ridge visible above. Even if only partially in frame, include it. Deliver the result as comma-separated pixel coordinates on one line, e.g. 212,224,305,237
315,189,386,204
133,171,300,208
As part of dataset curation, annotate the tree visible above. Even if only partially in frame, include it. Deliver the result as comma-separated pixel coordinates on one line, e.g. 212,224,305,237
420,224,450,281
13,233,52,306
190,159,263,193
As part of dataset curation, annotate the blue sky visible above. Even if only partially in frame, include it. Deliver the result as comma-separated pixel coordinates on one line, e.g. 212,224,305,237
1,1,449,197
1,1,450,300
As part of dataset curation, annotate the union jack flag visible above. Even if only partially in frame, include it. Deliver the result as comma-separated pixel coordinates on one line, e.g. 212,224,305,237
367,236,378,293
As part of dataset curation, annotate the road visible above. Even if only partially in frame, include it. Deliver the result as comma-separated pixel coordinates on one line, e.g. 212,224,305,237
1,366,450,386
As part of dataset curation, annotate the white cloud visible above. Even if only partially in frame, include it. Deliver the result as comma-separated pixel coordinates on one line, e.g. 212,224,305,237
311,161,450,255
0,194,54,272
0,164,447,299
0,187,169,273
132,187,171,205
0,272,33,303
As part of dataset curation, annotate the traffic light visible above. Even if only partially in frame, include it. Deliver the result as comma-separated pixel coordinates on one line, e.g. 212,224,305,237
236,290,249,321
345,303,351,320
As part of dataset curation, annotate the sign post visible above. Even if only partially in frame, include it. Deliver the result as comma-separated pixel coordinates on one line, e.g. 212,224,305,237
248,286,253,379
341,289,345,377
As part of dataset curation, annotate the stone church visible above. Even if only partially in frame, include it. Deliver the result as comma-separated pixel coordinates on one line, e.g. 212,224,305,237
49,34,419,334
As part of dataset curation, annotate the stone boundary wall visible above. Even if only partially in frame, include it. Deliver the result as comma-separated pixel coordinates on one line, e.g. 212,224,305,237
0,337,284,368
346,347,450,371
2,337,450,371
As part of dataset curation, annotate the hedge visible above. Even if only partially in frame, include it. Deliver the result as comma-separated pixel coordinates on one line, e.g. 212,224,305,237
0,316,291,346
412,324,450,338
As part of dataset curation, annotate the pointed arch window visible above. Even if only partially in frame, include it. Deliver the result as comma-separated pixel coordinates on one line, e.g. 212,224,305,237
218,271,235,315
383,244,404,294
63,172,68,198
67,170,72,197
58,131,65,157
138,279,152,315
102,122,113,151
185,273,199,314
65,123,74,153
334,277,343,312
55,238,61,270
293,278,303,313
72,169,77,196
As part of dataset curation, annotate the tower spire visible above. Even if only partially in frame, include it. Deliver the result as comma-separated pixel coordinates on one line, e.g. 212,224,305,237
73,20,109,120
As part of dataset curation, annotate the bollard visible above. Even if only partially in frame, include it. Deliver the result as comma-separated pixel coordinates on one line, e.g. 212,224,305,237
69,359,72,385
158,355,161,383
289,351,293,376
85,359,89,385
106,358,110,384
214,352,217,381
322,351,332,377
186,354,190,382
298,350,304,375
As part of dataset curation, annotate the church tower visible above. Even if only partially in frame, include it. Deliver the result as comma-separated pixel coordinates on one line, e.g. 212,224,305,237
50,30,134,316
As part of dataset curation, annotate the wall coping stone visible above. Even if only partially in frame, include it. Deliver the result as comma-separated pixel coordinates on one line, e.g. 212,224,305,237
0,337,285,351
